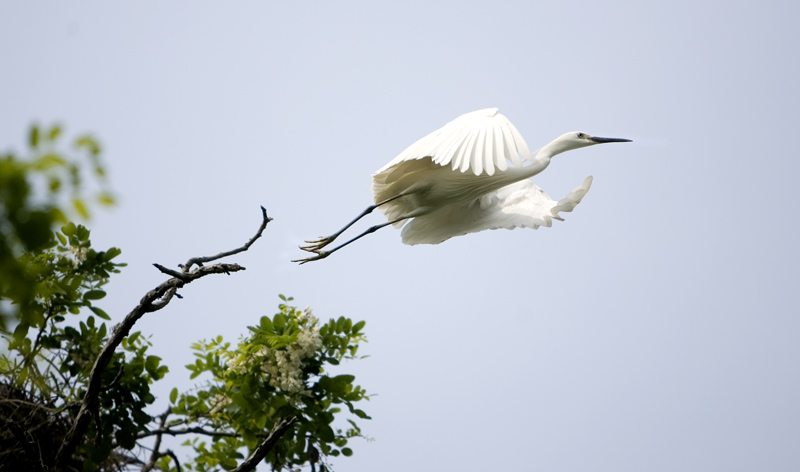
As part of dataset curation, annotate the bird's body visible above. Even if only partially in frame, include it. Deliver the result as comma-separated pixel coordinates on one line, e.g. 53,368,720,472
371,146,549,230
294,107,630,263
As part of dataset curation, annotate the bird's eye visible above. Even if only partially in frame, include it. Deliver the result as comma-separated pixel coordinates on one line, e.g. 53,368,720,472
577,133,587,139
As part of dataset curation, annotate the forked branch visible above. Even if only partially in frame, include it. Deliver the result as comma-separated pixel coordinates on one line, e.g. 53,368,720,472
55,207,272,469
230,416,297,472
183,206,272,272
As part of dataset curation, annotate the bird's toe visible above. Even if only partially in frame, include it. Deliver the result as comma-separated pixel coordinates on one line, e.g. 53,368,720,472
292,250,330,264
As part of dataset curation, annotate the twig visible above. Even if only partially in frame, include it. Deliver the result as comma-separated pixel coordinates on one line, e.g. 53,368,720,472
54,208,272,468
165,449,182,472
230,415,297,472
153,264,190,282
101,364,125,392
141,409,171,472
2,418,44,472
137,426,246,440
182,206,272,272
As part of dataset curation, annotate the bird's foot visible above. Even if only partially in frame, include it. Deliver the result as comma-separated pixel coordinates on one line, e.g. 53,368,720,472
292,250,330,265
299,235,337,253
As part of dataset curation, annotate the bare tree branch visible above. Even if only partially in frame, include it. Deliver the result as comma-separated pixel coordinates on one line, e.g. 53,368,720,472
101,364,125,392
54,208,272,469
141,408,171,472
152,263,190,281
182,206,272,272
230,415,297,472
137,426,245,440
165,449,182,472
138,416,297,472
2,417,44,472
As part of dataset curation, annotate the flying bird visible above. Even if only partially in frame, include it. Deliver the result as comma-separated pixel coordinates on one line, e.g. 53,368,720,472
294,108,630,264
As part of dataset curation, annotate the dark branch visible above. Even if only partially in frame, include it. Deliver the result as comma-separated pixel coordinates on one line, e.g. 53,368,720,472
165,449,182,472
141,409,171,472
2,418,44,472
230,416,297,472
137,426,246,440
101,364,125,392
55,208,271,468
153,263,190,282
183,206,272,272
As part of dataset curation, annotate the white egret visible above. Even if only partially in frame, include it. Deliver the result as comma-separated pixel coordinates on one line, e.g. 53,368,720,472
294,108,630,263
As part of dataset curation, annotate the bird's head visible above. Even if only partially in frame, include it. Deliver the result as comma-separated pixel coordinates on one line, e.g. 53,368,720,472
545,132,632,157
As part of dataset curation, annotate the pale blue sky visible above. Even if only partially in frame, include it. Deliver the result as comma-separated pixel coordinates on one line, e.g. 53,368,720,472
2,1,799,470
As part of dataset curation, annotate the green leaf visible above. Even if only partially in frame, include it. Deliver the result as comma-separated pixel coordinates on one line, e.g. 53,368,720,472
259,316,274,332
62,222,77,236
102,247,122,261
352,320,366,333
318,424,335,442
342,447,353,457
335,374,355,384
73,198,89,219
34,154,67,170
221,458,238,470
231,392,249,409
170,388,178,404
48,124,62,141
353,409,371,419
242,430,258,450
84,290,106,301
30,125,40,148
273,313,286,332
97,192,115,206
75,135,101,155
145,356,161,373
90,306,110,320
271,395,288,409
254,412,267,429
76,225,90,241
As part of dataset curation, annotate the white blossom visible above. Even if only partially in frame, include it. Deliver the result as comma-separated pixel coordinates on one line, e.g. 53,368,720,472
68,245,88,268
226,308,323,406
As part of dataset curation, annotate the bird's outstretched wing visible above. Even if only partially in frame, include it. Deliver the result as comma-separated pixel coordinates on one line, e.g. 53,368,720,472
375,108,532,177
399,176,593,245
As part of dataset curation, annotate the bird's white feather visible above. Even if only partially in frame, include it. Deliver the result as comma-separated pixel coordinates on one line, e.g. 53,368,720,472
399,176,593,245
374,108,532,177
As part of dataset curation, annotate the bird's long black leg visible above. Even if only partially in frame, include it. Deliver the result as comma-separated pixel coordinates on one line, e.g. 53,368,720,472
299,193,407,253
293,216,408,264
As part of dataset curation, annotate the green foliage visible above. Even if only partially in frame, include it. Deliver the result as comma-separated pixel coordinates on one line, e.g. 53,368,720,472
0,124,114,331
0,222,165,470
2,222,127,392
1,125,371,471
171,297,370,472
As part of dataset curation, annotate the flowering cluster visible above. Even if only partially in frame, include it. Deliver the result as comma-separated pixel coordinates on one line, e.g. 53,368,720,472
178,298,369,471
225,307,322,404
68,244,88,268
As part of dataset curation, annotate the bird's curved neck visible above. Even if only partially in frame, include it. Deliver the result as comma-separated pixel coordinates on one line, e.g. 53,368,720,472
536,139,571,161
502,152,551,183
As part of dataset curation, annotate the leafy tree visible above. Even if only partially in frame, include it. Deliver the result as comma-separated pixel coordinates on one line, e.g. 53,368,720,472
0,123,112,332
0,126,370,472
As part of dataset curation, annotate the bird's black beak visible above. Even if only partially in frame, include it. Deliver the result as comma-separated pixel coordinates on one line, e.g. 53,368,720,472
591,136,632,143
